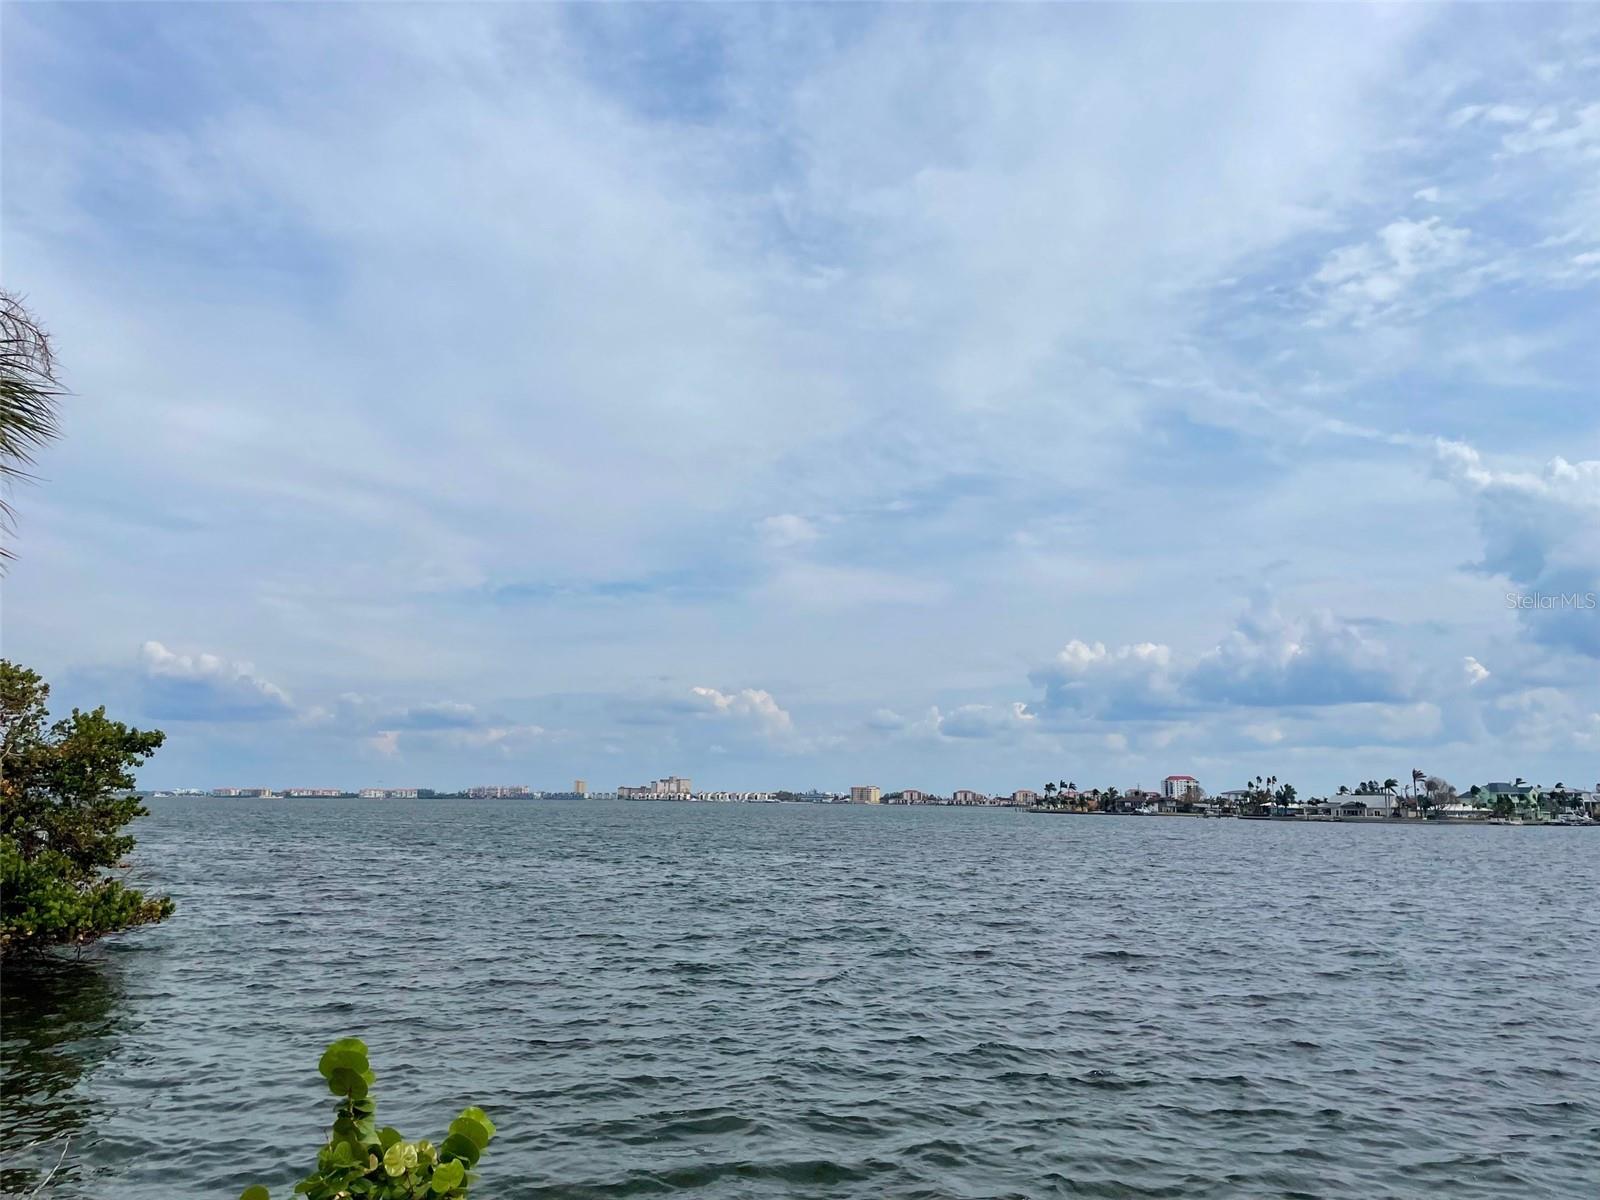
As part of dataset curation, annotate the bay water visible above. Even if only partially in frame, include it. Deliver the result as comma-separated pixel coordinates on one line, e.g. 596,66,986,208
3,798,1597,1197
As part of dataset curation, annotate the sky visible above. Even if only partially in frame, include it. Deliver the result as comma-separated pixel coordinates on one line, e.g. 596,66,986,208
2,3,1597,796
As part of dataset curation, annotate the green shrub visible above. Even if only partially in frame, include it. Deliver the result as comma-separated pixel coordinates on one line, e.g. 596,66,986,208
242,1038,495,1200
1,660,172,956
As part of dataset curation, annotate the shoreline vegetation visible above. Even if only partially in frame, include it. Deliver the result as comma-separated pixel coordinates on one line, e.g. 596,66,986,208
240,1039,495,1200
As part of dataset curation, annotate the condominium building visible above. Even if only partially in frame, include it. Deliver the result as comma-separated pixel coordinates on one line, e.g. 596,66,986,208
1163,774,1203,802
849,785,881,805
620,776,692,799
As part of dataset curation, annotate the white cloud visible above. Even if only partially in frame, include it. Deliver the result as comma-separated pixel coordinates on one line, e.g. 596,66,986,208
138,640,295,720
1309,217,1475,326
1030,600,1411,720
1433,439,1600,656
1029,639,1180,719
1188,600,1410,707
1463,656,1491,686
689,686,798,743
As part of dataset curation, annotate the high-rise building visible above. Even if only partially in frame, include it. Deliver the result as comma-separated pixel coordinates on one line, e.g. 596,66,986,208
849,785,881,805
1163,775,1202,801
574,779,587,796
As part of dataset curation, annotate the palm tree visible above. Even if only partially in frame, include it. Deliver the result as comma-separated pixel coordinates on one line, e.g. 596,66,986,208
1,291,63,564
1337,784,1350,796
1043,782,1056,807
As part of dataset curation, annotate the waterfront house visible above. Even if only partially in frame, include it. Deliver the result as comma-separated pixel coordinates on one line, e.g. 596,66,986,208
1433,800,1490,822
1350,793,1398,819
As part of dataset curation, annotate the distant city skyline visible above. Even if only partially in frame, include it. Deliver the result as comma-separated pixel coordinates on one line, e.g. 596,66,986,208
4,5,1597,796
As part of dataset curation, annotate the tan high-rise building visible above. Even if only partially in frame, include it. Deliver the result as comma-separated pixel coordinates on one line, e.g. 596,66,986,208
574,779,587,795
850,785,881,805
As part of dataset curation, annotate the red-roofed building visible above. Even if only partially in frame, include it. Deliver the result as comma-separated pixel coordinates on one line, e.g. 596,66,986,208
1163,775,1202,802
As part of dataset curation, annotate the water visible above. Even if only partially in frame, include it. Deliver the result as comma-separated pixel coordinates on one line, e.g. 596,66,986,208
3,798,1598,1198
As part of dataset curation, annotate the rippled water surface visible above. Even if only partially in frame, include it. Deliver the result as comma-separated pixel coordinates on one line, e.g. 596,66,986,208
4,798,1598,1198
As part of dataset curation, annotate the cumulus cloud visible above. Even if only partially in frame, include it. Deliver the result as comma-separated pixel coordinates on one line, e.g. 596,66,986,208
932,702,1038,741
1433,439,1600,656
1029,640,1181,719
1188,600,1410,707
688,686,797,742
1029,599,1410,720
138,641,295,721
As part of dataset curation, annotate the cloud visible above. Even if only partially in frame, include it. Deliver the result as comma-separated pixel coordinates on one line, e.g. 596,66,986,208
688,685,798,742
1433,439,1600,656
1463,655,1491,685
865,702,1042,744
326,693,554,758
138,641,295,721
1029,640,1181,719
1188,600,1411,707
1030,599,1411,719
932,702,1038,741
1309,217,1475,326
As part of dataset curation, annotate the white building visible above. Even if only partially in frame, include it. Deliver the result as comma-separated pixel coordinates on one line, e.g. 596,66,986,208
1162,775,1202,802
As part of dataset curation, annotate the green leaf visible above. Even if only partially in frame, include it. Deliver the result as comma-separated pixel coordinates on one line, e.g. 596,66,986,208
328,1065,369,1099
317,1038,370,1080
241,1188,271,1200
429,1160,465,1194
438,1132,480,1167
447,1115,492,1151
383,1143,407,1178
378,1126,403,1150
457,1107,496,1141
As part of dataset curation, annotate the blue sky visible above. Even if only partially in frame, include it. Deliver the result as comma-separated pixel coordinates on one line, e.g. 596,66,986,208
3,4,1597,795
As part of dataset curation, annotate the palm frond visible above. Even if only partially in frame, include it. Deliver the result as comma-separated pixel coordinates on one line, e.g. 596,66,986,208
0,290,66,562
